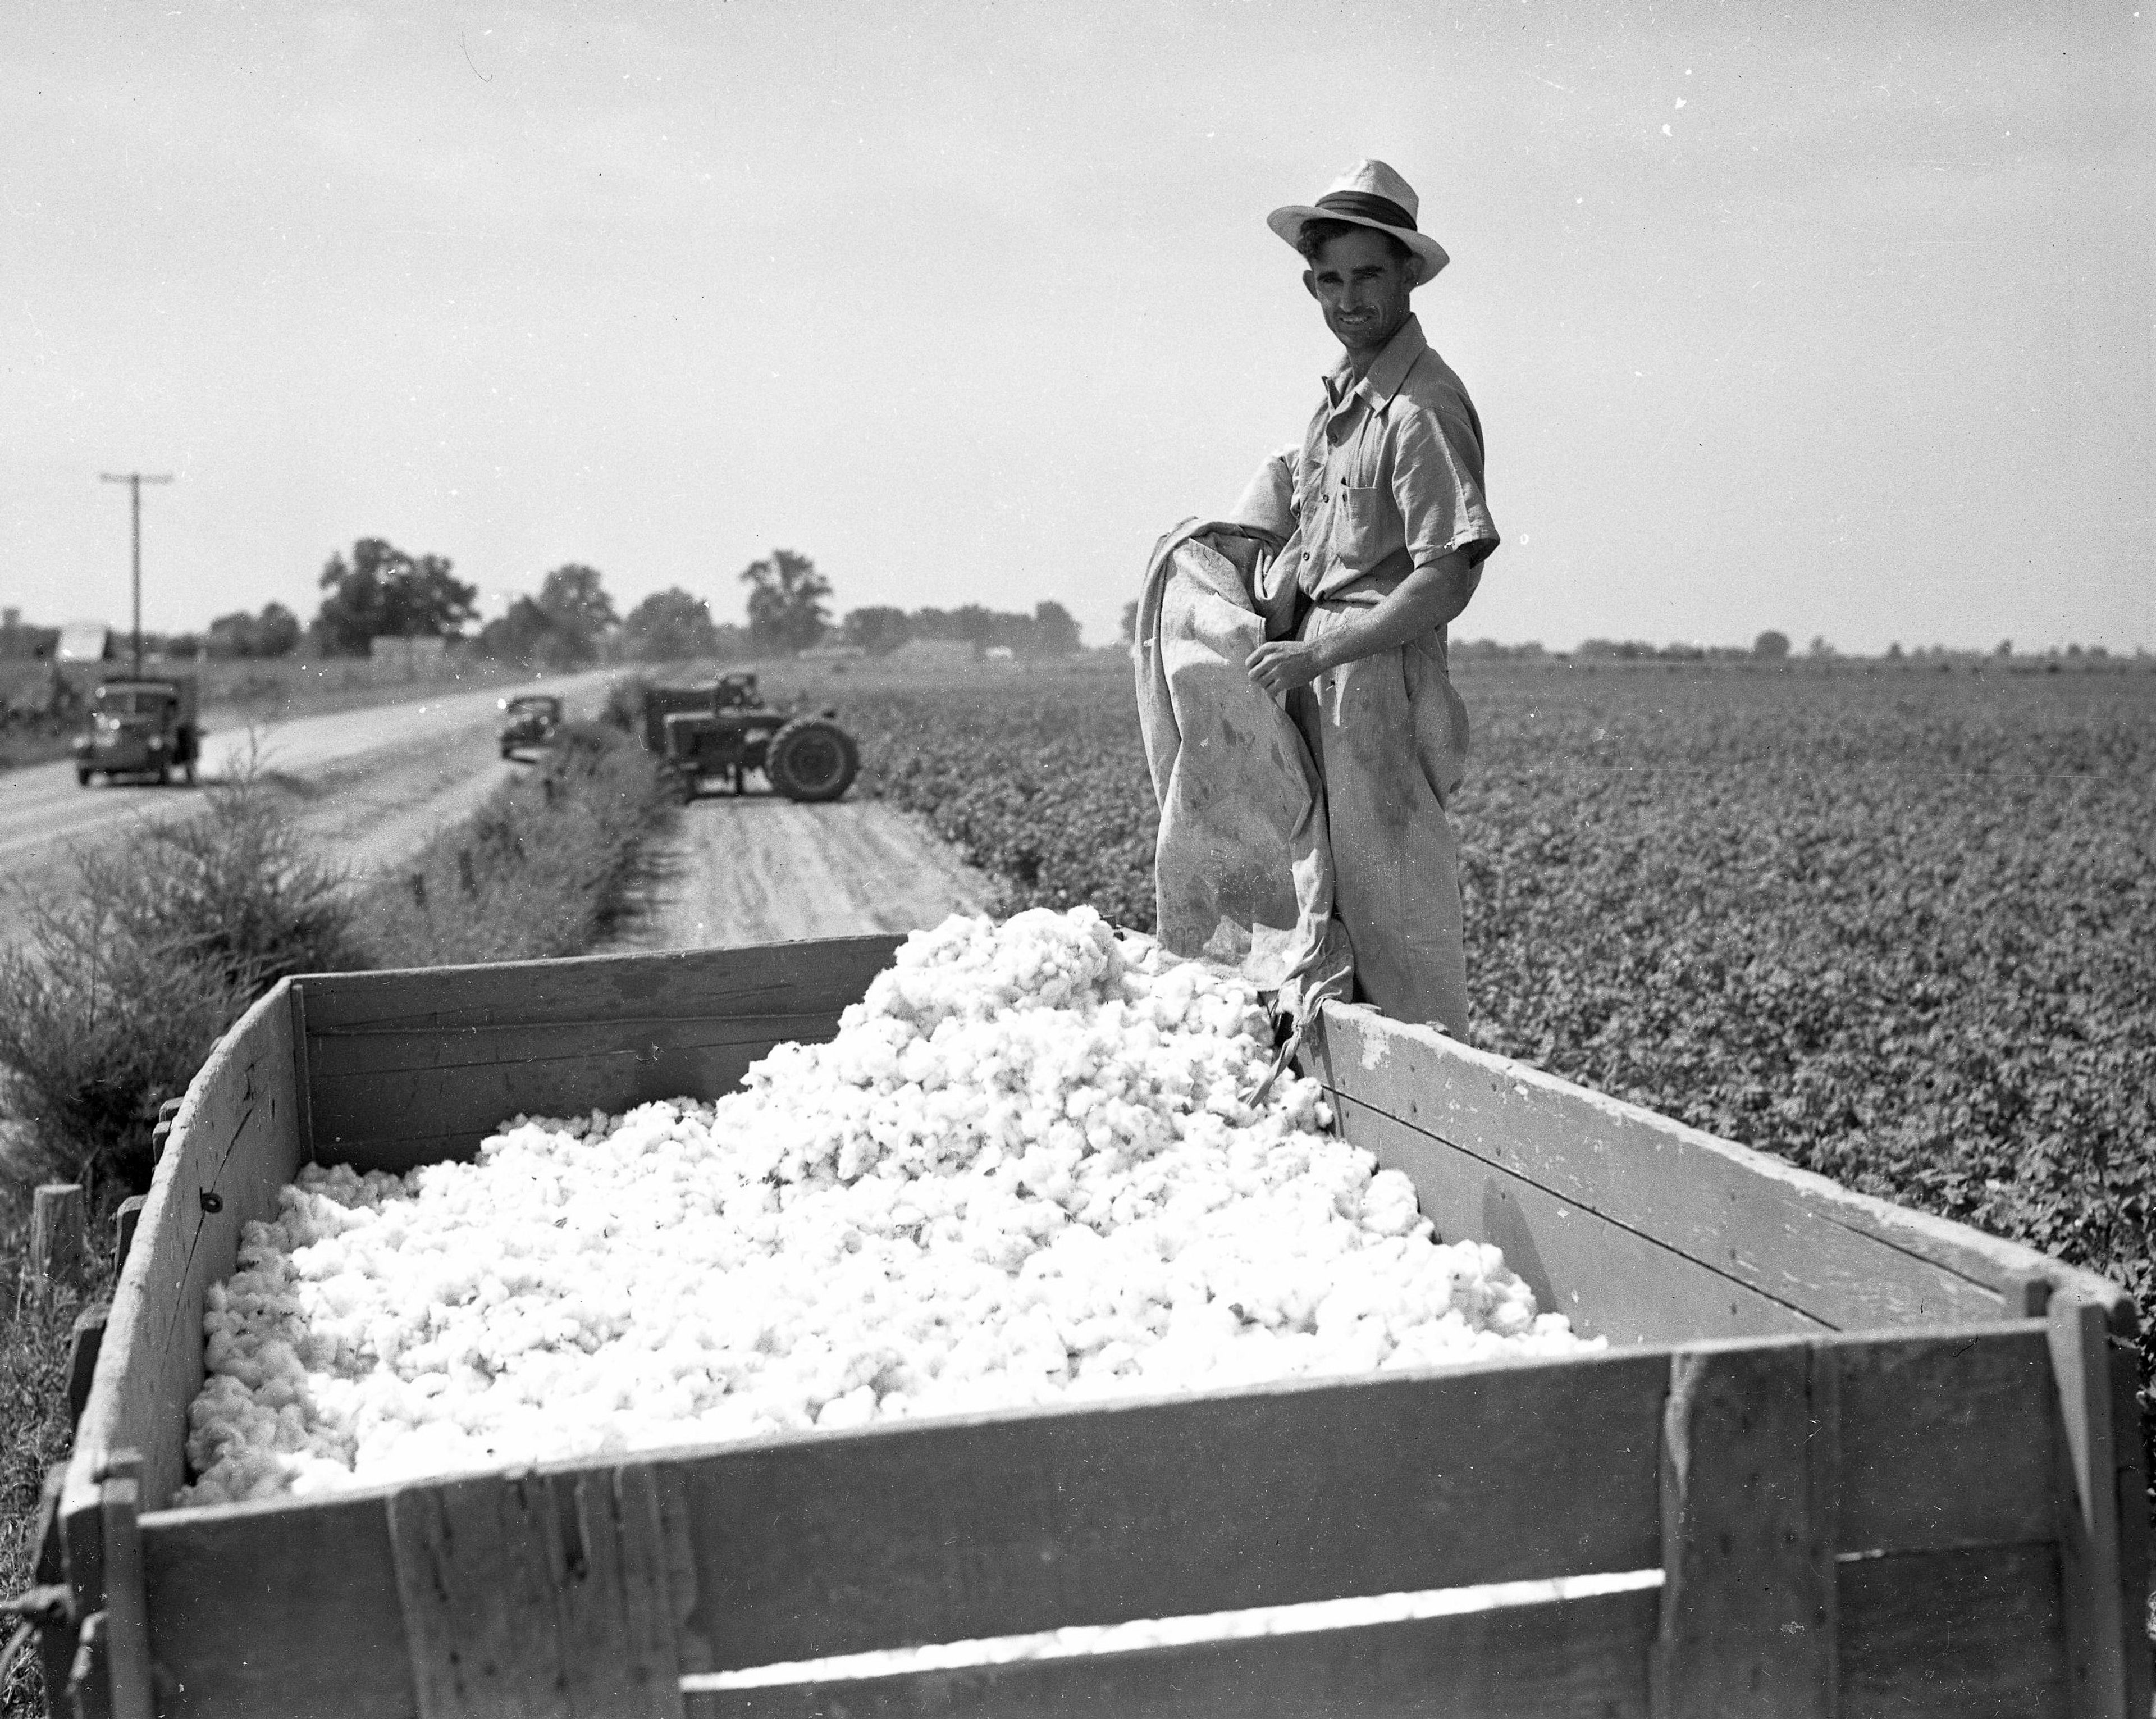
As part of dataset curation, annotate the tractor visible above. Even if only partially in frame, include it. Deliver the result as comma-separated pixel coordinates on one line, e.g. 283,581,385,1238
639,673,860,802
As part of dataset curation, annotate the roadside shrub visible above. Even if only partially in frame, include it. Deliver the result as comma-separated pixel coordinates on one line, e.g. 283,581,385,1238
601,674,653,734
351,721,673,968
0,773,357,1195
93,770,362,996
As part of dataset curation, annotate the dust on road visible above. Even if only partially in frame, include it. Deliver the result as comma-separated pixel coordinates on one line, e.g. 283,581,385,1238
606,793,997,950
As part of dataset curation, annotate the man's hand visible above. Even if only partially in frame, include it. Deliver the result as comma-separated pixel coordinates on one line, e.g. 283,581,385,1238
1246,638,1327,697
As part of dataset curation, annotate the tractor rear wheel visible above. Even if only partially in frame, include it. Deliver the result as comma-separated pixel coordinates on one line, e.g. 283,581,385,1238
766,717,858,802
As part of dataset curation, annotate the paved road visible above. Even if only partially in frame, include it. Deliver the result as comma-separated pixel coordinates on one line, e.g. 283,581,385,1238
0,670,617,944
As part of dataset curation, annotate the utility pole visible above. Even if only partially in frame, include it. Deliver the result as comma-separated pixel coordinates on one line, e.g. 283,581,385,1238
99,471,173,676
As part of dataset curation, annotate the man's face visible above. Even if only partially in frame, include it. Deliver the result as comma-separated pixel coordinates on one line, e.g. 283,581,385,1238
1303,227,1419,358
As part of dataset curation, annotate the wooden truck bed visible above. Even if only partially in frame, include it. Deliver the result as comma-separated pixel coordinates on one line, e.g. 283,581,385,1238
51,936,2151,1718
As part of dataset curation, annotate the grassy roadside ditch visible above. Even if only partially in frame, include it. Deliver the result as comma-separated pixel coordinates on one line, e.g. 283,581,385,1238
0,714,670,1714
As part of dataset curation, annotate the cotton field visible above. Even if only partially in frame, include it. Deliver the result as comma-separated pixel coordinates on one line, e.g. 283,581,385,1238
181,908,1590,1505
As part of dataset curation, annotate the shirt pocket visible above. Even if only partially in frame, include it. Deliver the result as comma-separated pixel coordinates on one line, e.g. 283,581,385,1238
1330,485,1395,572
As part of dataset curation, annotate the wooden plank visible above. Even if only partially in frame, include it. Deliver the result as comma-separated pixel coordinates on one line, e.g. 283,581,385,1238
1313,1005,2118,1327
2103,1297,2152,1717
1833,1322,2055,1553
142,1492,415,1719
306,1010,855,1082
133,1350,1669,1686
389,1471,579,1719
547,1465,691,1718
289,980,316,1164
671,1351,1668,1669
68,1611,113,1719
98,1460,152,1719
1652,1344,1835,1717
296,935,904,1034
111,1196,145,1274
1840,1543,2068,1718
296,937,902,1165
33,1183,88,1288
67,1306,107,1430
2048,1294,2129,1719
310,1028,824,1171
35,1462,78,1706
1342,1100,1825,1344
682,1585,1662,1719
61,982,307,1559
130,1324,2066,1711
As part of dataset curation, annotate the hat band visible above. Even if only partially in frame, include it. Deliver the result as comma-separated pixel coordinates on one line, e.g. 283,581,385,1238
1315,190,1416,231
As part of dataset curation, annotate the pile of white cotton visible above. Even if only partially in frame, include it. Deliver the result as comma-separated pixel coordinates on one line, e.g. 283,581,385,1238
181,909,1593,1505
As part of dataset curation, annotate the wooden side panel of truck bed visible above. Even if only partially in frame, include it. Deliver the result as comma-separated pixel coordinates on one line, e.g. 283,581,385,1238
55,938,2151,1719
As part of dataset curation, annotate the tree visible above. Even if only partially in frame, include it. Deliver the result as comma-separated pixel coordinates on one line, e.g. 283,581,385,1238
622,588,721,662
1807,635,1835,659
842,607,911,655
533,564,617,664
312,539,477,655
476,599,564,668
1752,630,1790,661
538,564,616,635
204,601,300,659
1031,601,1081,655
739,550,832,654
254,601,302,658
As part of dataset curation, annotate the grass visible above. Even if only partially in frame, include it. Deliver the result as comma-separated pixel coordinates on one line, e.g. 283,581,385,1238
0,1188,112,1717
348,719,673,967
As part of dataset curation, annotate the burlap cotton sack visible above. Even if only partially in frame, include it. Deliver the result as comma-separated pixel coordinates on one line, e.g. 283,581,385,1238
1132,519,1353,1022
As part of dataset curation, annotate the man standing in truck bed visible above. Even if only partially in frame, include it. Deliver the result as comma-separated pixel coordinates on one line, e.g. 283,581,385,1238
1237,159,1499,1038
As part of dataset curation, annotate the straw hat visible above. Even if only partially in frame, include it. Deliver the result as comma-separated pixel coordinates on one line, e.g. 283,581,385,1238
1267,159,1449,287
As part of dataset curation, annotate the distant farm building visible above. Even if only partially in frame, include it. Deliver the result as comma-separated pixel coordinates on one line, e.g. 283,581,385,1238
57,621,114,663
889,639,979,669
983,645,1016,663
1,608,60,660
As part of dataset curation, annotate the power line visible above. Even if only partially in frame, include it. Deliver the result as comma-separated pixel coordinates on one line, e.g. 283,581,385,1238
99,471,173,677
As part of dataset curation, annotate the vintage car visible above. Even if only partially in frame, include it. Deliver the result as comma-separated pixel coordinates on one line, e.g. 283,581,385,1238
72,677,202,787
496,693,564,759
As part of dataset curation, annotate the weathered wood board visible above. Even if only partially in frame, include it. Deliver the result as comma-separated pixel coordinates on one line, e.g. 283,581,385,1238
62,981,306,1590
52,936,2150,1719
1310,1004,2117,1336
302,936,902,1170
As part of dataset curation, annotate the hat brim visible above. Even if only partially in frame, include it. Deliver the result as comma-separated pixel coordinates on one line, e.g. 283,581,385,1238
1267,204,1449,287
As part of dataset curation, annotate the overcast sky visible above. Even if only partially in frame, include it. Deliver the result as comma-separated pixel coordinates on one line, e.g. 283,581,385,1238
3,1,2149,653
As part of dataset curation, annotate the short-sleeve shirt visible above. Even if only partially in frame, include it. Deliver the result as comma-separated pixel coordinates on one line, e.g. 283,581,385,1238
1280,314,1498,607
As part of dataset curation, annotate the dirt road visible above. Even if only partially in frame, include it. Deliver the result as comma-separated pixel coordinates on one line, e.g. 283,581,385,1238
605,792,997,951
0,671,615,946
